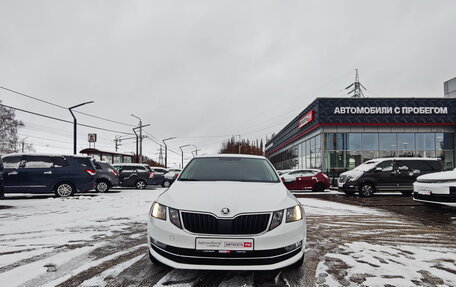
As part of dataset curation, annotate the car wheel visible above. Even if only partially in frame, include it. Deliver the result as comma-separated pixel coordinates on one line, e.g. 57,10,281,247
161,180,171,188
312,183,325,192
96,180,110,193
401,191,413,196
359,183,375,197
148,251,164,266
344,191,355,196
136,180,146,189
54,183,75,197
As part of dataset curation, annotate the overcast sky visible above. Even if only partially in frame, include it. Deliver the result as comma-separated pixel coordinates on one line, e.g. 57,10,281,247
1,0,456,167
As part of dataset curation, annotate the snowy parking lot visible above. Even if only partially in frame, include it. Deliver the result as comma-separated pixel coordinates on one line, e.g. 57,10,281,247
0,188,455,287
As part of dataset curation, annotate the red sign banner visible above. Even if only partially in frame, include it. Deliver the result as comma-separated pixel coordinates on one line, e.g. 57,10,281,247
298,110,315,129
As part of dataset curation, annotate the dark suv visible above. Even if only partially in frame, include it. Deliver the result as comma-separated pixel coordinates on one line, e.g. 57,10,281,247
1,153,96,197
149,167,171,187
338,157,443,197
112,163,154,189
93,161,119,192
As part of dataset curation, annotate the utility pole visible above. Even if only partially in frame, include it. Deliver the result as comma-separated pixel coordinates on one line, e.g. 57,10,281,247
345,69,366,98
163,137,176,168
114,136,122,152
158,146,164,165
21,137,29,153
179,144,191,169
131,114,150,163
69,101,94,155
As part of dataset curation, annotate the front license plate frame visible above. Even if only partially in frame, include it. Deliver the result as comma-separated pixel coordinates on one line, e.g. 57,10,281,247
195,238,254,251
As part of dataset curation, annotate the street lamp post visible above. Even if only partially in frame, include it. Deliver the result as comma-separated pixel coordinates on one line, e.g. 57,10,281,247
69,101,94,155
179,144,191,169
163,137,176,168
191,144,198,156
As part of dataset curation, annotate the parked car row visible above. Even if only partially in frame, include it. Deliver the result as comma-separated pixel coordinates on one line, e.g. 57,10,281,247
337,157,455,208
0,153,177,198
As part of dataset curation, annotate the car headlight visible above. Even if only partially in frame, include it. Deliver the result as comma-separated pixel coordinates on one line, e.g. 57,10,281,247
169,207,182,229
151,202,166,220
269,210,284,230
286,205,303,223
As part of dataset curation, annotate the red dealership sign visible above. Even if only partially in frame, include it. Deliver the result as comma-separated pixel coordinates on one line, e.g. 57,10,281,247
298,110,315,129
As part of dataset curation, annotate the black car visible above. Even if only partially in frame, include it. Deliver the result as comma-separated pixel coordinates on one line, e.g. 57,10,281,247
1,153,96,197
338,157,443,197
112,163,154,189
93,161,120,192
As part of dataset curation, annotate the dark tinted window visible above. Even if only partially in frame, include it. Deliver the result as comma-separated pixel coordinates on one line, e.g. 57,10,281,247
94,162,102,170
75,157,94,168
2,156,21,169
377,160,393,171
179,157,280,183
24,156,53,168
54,157,69,168
402,160,442,172
134,166,146,171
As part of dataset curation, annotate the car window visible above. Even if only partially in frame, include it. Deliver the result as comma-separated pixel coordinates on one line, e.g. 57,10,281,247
377,160,393,171
93,162,103,170
24,156,53,168
135,166,146,171
54,157,69,168
121,166,134,171
301,171,316,176
2,156,22,169
179,157,280,183
75,157,94,168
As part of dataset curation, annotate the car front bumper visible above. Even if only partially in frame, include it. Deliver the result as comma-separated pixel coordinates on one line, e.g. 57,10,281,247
413,181,456,207
147,215,306,270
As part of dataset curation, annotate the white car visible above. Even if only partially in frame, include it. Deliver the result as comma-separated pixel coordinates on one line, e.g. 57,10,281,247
413,169,456,207
147,154,306,270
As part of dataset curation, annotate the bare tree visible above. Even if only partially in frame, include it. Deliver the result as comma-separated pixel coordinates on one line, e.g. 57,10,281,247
0,100,24,154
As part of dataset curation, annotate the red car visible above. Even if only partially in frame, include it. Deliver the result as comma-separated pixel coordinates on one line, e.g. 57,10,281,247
281,169,330,192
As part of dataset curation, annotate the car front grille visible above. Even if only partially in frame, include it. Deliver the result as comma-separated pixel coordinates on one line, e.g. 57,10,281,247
181,212,270,235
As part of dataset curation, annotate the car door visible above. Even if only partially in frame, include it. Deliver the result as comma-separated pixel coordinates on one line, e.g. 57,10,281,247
373,160,395,191
295,170,318,190
119,166,136,186
20,155,55,193
2,155,23,193
152,168,166,185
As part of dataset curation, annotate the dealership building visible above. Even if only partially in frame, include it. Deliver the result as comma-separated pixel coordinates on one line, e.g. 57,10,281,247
265,97,456,174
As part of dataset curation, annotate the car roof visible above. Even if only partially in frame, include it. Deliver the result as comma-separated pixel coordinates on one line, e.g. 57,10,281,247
366,157,441,162
193,154,267,160
112,163,149,166
1,153,88,158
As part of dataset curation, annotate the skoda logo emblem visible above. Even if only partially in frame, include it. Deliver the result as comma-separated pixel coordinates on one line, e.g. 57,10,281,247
221,208,230,215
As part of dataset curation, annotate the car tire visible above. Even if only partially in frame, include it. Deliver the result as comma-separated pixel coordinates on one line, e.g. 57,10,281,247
344,191,355,196
96,180,110,193
401,191,413,196
161,180,171,188
312,183,326,192
54,182,75,197
148,251,164,266
135,180,147,189
359,183,375,197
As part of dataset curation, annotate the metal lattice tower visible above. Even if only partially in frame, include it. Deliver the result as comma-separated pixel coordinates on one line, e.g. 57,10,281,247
345,69,367,98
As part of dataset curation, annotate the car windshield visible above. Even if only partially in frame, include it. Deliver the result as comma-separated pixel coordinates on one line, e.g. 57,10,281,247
178,157,280,183
353,161,379,172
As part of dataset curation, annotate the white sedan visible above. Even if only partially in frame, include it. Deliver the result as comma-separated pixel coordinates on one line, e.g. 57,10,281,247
147,154,306,270
413,169,456,207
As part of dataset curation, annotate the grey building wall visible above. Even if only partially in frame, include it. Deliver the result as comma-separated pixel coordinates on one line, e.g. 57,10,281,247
444,77,456,98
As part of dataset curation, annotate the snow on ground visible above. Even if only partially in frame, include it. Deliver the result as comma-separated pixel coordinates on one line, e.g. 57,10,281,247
0,188,163,286
316,242,456,287
298,197,386,216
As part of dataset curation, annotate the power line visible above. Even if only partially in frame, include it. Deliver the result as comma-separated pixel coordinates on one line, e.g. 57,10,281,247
1,103,133,135
0,85,136,127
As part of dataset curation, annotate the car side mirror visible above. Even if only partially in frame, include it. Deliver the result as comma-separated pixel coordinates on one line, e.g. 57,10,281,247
374,167,383,172
413,169,420,175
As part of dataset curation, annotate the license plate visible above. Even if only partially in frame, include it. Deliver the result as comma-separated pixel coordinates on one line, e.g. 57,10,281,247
196,238,254,251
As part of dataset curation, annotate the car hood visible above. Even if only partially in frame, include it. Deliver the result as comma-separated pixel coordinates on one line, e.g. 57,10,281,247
157,181,299,217
417,170,456,182
340,170,364,180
